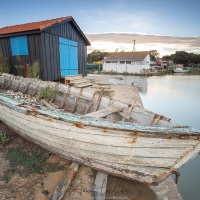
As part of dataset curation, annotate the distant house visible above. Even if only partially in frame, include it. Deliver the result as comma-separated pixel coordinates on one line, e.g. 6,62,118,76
103,51,150,74
0,16,90,81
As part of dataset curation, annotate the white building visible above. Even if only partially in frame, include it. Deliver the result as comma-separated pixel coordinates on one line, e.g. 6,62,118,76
103,51,150,74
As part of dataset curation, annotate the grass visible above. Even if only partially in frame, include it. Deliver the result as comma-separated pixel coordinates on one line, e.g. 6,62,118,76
0,51,10,73
28,61,40,78
88,69,174,76
0,131,9,145
16,61,40,78
37,86,55,101
115,77,124,80
2,144,65,183
15,65,24,76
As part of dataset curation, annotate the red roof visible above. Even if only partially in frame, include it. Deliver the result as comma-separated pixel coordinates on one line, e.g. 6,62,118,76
0,16,72,35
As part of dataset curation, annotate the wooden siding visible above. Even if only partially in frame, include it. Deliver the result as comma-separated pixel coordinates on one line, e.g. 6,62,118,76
0,34,42,76
41,21,88,80
0,20,88,81
0,37,12,67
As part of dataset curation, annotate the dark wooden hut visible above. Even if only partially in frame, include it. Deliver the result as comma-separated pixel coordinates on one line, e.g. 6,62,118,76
0,16,90,81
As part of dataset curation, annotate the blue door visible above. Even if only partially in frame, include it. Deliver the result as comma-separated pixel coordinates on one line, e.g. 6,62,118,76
59,37,78,76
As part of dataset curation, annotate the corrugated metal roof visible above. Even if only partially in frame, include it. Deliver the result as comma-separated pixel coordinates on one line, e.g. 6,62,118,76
103,51,149,62
0,16,72,35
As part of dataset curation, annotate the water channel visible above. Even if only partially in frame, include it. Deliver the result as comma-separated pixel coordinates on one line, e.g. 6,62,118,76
106,74,200,200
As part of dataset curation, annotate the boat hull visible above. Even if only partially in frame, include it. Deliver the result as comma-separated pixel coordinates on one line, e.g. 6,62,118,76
0,100,200,185
173,68,190,73
0,73,200,185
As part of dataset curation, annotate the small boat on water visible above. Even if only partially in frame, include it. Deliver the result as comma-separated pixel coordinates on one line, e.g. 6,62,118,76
173,67,190,73
0,73,200,186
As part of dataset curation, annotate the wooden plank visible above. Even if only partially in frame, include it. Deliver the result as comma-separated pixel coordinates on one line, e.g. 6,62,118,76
75,95,92,102
61,75,82,81
75,82,92,88
51,162,79,200
94,89,103,112
70,78,87,84
41,99,56,110
85,106,122,118
151,114,162,125
93,171,108,200
172,143,200,170
91,85,110,89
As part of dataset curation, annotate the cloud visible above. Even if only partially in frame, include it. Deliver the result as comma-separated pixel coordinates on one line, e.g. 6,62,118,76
86,33,200,56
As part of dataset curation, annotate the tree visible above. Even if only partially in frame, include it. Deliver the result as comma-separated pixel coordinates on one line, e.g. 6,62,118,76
173,51,190,65
87,50,108,63
162,51,200,65
149,50,160,61
162,54,175,61
189,53,200,64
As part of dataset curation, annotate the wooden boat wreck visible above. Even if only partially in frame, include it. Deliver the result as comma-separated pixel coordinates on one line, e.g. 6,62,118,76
0,73,200,186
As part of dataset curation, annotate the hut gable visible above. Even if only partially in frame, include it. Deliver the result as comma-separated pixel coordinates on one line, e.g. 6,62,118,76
0,17,90,80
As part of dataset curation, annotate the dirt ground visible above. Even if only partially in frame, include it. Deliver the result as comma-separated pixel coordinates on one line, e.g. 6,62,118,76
0,121,157,200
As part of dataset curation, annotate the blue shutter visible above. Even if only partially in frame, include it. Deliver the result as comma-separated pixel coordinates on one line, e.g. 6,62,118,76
10,36,29,56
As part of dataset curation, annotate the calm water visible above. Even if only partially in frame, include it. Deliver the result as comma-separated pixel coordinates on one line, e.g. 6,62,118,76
106,74,200,200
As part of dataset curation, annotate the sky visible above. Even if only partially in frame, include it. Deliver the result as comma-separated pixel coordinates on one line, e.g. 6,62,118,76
0,0,200,56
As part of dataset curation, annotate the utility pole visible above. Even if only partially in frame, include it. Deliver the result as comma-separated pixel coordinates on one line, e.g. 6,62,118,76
133,39,135,52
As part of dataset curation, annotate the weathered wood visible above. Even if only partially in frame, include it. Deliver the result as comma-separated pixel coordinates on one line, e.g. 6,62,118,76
0,75,200,185
0,94,199,137
94,89,104,111
75,95,92,102
41,99,56,110
75,82,92,88
85,91,98,114
151,114,162,125
0,104,199,184
71,89,83,113
61,75,82,81
93,171,108,200
85,106,121,118
51,162,79,200
0,99,28,114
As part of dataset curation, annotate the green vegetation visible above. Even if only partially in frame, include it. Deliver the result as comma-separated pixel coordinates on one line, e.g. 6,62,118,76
37,86,55,101
115,77,124,80
0,131,9,145
87,50,108,63
16,61,40,78
88,69,173,76
15,65,24,76
2,145,65,182
149,50,160,61
28,61,40,78
162,51,200,66
0,51,10,73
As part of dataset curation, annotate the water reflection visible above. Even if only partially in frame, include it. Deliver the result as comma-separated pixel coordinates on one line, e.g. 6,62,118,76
107,74,200,200
140,75,200,200
108,75,148,94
